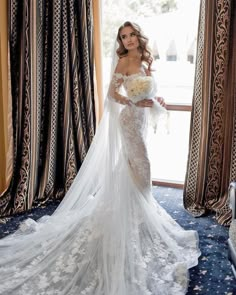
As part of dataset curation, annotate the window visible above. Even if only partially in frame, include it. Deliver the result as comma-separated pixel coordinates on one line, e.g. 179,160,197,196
102,0,200,187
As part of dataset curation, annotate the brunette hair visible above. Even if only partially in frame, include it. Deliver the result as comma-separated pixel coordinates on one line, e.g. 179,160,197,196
116,21,153,70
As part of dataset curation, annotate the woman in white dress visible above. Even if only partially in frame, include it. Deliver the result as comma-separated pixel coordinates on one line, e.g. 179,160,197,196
0,21,200,295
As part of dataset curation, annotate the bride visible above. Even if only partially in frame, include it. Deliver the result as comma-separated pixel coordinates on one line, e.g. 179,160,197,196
0,21,200,295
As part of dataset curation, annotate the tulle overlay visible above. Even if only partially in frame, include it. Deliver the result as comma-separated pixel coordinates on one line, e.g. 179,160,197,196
0,73,200,295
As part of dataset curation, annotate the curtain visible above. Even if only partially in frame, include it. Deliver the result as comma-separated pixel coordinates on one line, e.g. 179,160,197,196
0,0,13,196
184,0,236,226
93,0,104,123
0,0,95,217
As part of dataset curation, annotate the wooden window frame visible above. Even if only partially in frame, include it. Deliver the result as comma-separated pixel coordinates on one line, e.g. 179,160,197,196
152,103,192,189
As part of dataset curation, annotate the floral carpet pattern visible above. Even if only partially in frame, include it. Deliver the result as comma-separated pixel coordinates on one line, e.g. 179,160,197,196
0,186,235,295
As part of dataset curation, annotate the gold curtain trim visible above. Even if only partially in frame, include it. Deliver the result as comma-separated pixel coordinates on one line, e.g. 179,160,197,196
0,0,13,195
93,0,104,124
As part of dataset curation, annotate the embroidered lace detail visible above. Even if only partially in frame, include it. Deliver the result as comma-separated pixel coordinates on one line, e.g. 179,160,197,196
0,72,200,295
0,213,199,295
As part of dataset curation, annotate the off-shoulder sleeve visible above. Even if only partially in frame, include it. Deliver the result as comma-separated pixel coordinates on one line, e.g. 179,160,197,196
108,73,127,104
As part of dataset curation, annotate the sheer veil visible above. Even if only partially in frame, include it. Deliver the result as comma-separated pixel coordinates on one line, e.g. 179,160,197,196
0,37,137,292
51,39,123,216
0,33,200,295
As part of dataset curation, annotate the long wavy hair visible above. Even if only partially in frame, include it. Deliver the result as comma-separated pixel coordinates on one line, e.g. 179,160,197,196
116,21,153,70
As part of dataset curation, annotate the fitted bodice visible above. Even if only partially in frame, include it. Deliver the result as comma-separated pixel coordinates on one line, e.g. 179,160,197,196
117,73,151,197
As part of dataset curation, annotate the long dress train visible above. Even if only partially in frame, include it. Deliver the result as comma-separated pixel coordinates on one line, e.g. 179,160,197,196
0,71,200,295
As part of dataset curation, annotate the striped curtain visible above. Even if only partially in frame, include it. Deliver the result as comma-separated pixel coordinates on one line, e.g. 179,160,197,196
0,0,95,216
184,0,236,226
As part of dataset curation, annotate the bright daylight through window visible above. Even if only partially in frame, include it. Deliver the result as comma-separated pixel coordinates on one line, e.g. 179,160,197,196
102,0,200,185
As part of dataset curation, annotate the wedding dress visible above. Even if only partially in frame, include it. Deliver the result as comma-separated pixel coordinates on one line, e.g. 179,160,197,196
0,69,200,295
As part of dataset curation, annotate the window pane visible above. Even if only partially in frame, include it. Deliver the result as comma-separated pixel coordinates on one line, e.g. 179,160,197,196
148,110,191,182
154,60,196,105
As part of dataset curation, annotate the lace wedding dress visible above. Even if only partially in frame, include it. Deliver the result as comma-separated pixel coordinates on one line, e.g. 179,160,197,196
0,70,200,295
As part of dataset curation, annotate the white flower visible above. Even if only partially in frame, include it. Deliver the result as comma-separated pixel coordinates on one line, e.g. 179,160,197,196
18,218,38,233
52,272,61,283
38,273,50,289
64,264,75,274
126,76,154,103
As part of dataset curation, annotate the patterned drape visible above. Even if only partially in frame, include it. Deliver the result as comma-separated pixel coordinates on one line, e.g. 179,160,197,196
184,0,236,226
0,0,13,196
0,0,95,216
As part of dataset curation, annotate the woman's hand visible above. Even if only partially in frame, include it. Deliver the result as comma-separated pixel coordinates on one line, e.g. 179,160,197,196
135,97,167,108
135,99,154,108
117,96,132,106
156,96,166,108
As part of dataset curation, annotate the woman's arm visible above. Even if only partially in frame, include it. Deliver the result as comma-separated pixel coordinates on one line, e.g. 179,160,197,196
108,59,131,106
135,97,166,108
135,99,154,108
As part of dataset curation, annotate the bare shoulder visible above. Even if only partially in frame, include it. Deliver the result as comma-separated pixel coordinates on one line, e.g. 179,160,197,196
114,56,129,75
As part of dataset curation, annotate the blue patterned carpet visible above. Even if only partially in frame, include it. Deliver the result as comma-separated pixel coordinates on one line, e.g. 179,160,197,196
153,187,236,295
0,186,235,295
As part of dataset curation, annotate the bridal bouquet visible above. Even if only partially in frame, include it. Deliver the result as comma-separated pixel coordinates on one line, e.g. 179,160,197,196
126,76,154,102
126,76,168,132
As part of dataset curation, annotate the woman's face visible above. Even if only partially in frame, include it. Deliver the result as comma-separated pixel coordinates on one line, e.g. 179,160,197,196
120,26,139,51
